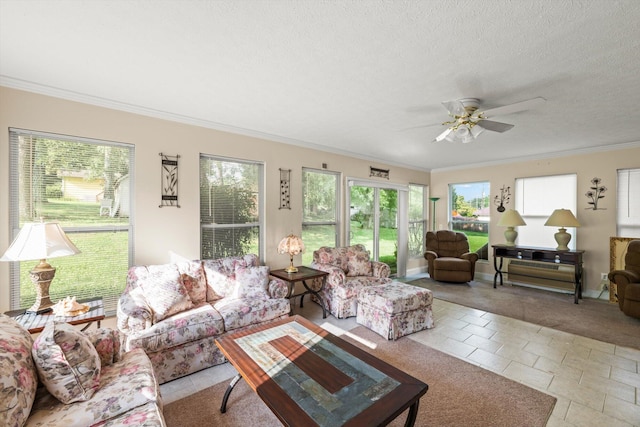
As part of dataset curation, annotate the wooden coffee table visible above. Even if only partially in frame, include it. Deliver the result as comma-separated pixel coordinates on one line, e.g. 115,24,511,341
215,315,428,426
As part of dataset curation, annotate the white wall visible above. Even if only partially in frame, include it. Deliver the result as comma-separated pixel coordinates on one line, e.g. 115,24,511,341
0,86,430,312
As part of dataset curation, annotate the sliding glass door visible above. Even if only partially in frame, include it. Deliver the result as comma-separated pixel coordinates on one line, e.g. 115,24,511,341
348,183,400,276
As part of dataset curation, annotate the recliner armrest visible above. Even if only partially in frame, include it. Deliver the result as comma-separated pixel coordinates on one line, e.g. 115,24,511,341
424,250,438,261
461,252,479,263
609,269,640,286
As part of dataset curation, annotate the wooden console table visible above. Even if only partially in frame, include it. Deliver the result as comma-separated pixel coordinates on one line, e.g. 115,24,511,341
492,245,585,304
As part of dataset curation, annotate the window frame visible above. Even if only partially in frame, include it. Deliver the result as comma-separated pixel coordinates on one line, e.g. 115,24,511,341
8,128,134,315
408,183,427,258
301,168,340,265
448,181,490,259
199,154,265,260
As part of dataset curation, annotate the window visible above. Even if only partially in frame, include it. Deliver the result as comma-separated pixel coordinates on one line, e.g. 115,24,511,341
515,174,578,249
449,181,490,259
8,129,133,315
408,184,427,257
199,155,263,259
617,168,640,237
302,168,339,265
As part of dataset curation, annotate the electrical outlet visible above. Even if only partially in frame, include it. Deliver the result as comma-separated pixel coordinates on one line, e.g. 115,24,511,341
601,273,608,281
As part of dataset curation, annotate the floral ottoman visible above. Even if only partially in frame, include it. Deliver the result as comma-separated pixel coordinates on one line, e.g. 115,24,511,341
356,282,434,340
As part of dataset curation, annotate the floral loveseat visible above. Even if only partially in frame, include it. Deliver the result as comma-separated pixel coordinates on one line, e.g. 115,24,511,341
310,244,393,318
117,254,291,384
0,314,164,427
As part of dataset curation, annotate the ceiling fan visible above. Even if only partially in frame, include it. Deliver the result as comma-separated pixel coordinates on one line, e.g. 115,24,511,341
433,97,546,143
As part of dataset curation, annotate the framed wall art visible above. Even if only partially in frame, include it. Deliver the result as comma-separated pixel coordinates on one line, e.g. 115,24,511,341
159,153,180,208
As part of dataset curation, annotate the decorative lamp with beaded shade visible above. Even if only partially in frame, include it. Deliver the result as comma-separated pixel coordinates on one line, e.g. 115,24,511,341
277,234,305,273
544,209,581,251
496,209,526,246
1,221,81,313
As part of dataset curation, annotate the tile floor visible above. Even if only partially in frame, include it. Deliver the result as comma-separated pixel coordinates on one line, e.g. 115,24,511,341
149,281,640,426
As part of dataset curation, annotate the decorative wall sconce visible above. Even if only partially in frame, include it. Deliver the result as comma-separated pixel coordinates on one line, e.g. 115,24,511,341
429,197,440,231
585,177,606,210
494,185,511,212
370,166,389,179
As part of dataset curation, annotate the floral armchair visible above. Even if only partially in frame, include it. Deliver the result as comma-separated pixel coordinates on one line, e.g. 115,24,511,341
310,244,392,318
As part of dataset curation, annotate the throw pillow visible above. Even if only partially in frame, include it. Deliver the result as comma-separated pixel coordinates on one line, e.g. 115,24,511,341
32,321,101,404
0,315,38,427
139,264,194,322
177,260,207,304
346,257,373,277
232,265,270,300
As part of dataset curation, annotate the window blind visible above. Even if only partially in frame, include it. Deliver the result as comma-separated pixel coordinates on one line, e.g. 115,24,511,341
8,128,134,315
302,168,339,265
617,168,640,237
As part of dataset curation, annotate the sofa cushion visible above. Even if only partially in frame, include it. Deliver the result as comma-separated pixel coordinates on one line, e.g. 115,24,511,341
346,257,372,277
27,348,160,427
0,315,38,427
177,260,207,304
32,321,101,404
214,297,290,331
232,265,270,299
139,264,194,322
125,304,225,353
202,254,259,300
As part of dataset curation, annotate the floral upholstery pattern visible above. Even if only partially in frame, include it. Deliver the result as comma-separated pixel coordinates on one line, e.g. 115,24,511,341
0,314,164,427
357,282,434,340
0,315,37,427
138,264,194,322
232,266,270,299
117,254,291,384
311,245,392,318
32,321,102,404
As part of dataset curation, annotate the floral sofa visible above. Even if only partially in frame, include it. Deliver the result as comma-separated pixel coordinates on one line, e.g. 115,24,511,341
0,314,165,427
117,254,291,384
310,244,393,318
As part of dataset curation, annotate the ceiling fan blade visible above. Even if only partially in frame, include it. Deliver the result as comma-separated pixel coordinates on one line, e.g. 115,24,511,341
433,128,453,142
442,100,467,117
476,120,514,133
480,97,546,118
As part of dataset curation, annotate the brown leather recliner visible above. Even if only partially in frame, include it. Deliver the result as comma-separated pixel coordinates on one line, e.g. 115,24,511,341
608,240,640,319
424,230,478,283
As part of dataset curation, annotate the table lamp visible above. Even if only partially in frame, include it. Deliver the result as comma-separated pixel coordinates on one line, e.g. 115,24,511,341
496,209,526,246
1,221,81,313
277,234,305,273
544,209,580,251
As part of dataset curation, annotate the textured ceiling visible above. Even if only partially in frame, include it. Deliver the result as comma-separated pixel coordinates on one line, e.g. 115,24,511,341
1,0,639,171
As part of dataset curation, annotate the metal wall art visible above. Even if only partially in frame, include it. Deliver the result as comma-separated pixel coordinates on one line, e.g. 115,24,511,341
586,177,606,210
370,166,389,179
159,153,180,208
279,168,291,209
494,185,511,212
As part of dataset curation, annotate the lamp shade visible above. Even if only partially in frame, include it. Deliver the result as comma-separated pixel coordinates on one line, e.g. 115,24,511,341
497,209,526,227
277,234,305,255
1,222,81,262
544,209,581,228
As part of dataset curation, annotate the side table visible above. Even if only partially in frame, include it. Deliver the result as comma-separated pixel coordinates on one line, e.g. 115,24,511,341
4,296,105,334
270,266,329,318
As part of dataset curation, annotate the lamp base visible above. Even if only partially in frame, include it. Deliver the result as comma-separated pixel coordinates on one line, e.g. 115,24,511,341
26,267,56,314
285,256,298,274
554,227,571,251
504,227,518,246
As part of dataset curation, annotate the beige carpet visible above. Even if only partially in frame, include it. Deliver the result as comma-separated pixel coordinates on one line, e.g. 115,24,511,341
407,277,640,350
164,326,556,427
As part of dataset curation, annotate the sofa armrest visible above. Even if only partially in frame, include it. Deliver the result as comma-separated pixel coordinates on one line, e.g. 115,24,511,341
86,328,123,366
117,288,153,335
609,269,640,286
371,261,391,278
461,252,479,263
310,263,346,289
268,276,290,299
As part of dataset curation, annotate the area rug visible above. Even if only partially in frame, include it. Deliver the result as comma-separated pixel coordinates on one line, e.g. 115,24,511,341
164,326,556,427
407,277,640,350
